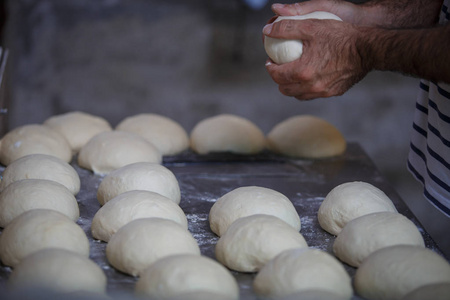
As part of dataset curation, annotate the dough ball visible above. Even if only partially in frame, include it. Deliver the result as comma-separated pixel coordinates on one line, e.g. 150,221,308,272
0,154,81,195
264,12,342,64
8,248,106,295
209,186,300,236
0,179,79,228
253,248,353,300
277,289,350,300
354,245,450,300
106,218,200,277
400,283,450,300
78,131,161,175
0,124,72,166
318,181,397,236
266,115,346,158
91,190,188,242
164,291,237,300
333,212,424,267
190,114,266,155
97,162,180,205
44,111,112,154
0,209,89,267
215,214,308,273
116,113,189,156
135,254,239,300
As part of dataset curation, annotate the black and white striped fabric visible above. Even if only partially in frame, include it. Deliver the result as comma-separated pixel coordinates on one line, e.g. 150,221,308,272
407,0,450,216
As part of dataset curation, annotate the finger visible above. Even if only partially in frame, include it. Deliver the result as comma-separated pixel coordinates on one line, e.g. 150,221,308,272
265,60,302,85
272,1,334,16
263,18,314,40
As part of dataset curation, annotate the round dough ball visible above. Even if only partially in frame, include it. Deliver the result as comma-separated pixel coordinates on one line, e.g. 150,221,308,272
91,190,188,242
318,181,397,236
209,186,300,236
355,245,450,300
190,114,266,155
0,179,79,228
333,212,424,267
78,131,162,175
8,248,106,295
278,289,350,300
0,124,72,166
0,154,81,195
266,115,346,158
253,248,353,299
164,291,237,300
400,283,450,300
215,214,308,273
97,162,180,205
264,12,342,64
106,218,200,277
116,113,189,156
135,254,239,300
0,209,89,267
44,111,112,154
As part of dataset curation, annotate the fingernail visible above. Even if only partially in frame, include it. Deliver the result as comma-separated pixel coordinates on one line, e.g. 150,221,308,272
263,23,272,35
265,61,272,67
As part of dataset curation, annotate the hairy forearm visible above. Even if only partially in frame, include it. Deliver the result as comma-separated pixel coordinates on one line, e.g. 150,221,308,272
358,0,443,28
357,23,450,83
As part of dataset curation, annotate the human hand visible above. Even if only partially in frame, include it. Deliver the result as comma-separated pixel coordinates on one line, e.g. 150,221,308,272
263,18,369,100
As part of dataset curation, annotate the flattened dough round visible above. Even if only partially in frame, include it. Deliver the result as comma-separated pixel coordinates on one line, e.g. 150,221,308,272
8,248,106,295
0,179,79,228
116,113,189,156
44,111,112,153
209,186,300,236
354,245,450,300
333,212,424,267
266,115,346,158
215,214,307,273
400,283,450,300
135,254,239,300
253,248,353,299
0,154,80,195
91,190,187,242
318,181,397,236
0,209,89,267
97,162,180,205
78,131,161,175
106,218,200,277
0,124,72,166
264,12,342,64
190,114,266,155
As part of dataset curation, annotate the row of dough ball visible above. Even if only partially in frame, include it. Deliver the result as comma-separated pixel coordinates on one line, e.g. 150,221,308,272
0,111,346,172
208,186,353,299
90,162,240,300
317,181,450,300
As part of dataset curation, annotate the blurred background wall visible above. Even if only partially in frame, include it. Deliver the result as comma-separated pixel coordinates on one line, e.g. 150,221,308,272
0,0,429,233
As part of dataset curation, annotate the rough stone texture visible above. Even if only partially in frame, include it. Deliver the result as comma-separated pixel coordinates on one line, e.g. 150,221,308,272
3,1,448,254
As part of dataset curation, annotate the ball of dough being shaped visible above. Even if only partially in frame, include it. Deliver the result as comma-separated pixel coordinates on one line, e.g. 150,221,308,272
78,130,162,175
106,218,200,277
209,186,300,236
318,181,397,236
116,113,189,156
0,179,79,228
354,245,450,300
333,212,424,267
0,154,81,195
253,248,353,300
97,162,181,205
264,12,342,64
190,114,266,155
135,254,239,300
0,124,72,166
400,283,450,300
215,214,308,273
44,111,112,154
8,248,106,295
91,190,188,242
0,209,90,267
266,115,346,158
